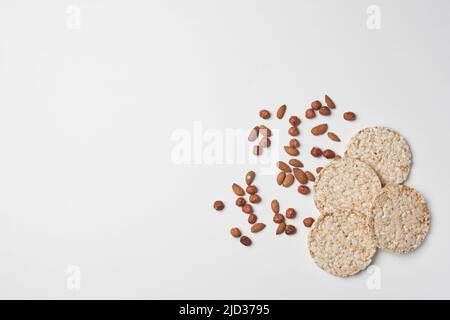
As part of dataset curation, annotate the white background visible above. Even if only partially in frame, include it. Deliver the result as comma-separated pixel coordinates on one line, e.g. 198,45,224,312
1,0,449,299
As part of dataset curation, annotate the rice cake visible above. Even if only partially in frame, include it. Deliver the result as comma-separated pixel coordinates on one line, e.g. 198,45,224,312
345,127,412,185
308,210,377,277
369,184,430,254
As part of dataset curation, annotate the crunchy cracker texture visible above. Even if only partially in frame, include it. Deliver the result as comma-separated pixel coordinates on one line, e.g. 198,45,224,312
308,210,377,277
314,158,382,218
369,185,430,254
345,126,412,186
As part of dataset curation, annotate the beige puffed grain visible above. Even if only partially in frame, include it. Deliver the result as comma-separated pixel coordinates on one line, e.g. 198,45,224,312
314,158,381,218
308,210,377,277
345,127,412,185
369,184,430,254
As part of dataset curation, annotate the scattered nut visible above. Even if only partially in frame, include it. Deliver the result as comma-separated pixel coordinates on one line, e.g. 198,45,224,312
288,126,300,136
286,208,297,219
305,108,316,119
232,183,245,196
298,185,311,195
285,225,297,235
311,123,328,136
316,167,323,174
251,223,266,233
319,106,331,116
253,145,262,156
259,109,271,119
240,236,252,246
259,125,272,137
325,95,336,109
230,227,241,238
289,116,301,127
248,213,257,224
276,172,286,185
259,137,271,148
289,159,304,168
276,104,287,119
343,112,356,121
249,194,261,204
282,174,295,187
289,138,300,148
277,161,292,173
242,204,253,214
213,200,225,211
246,185,258,195
245,171,256,186
303,217,315,228
323,149,336,159
311,100,322,110
284,146,299,156
276,222,286,235
273,214,285,224
248,126,259,142
305,171,315,182
271,200,280,214
327,132,341,142
293,168,308,184
235,197,246,207
311,147,322,158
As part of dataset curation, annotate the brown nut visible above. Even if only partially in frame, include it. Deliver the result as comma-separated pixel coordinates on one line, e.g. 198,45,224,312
303,217,315,228
245,171,256,186
286,208,297,219
271,199,280,214
259,109,271,119
230,227,241,238
248,126,259,142
311,123,328,136
305,108,316,119
251,223,266,233
293,168,308,184
277,161,292,173
276,222,286,235
240,236,252,246
273,213,285,224
289,138,300,148
284,146,299,156
249,194,261,204
289,116,301,127
323,149,336,159
343,112,356,121
242,204,253,214
259,125,272,137
253,145,262,156
276,172,286,185
246,185,258,195
305,171,315,182
289,159,304,168
276,104,287,119
285,225,297,235
259,137,271,148
288,126,300,136
316,167,323,174
325,95,336,109
232,183,245,196
327,132,341,142
213,200,225,211
311,147,322,158
282,174,295,187
298,185,311,195
248,213,257,225
311,100,322,110
319,106,331,116
235,197,246,207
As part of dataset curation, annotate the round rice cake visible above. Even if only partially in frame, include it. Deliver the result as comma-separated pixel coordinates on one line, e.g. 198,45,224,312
369,184,430,254
308,210,377,277
345,127,412,185
314,158,381,218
